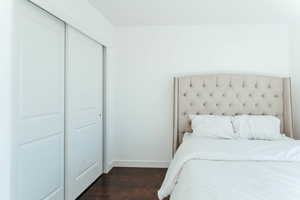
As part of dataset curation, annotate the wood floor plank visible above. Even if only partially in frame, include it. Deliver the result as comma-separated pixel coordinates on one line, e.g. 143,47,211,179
77,167,167,200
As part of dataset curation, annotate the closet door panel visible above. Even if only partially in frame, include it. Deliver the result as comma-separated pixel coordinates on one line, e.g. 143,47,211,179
66,26,103,200
16,2,65,200
18,135,63,200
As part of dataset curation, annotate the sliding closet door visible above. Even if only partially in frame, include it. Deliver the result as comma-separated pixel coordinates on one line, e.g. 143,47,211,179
16,1,65,200
66,26,103,200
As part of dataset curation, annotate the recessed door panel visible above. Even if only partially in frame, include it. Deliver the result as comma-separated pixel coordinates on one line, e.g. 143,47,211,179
72,124,99,178
18,134,64,200
66,26,103,200
19,18,63,118
16,2,65,200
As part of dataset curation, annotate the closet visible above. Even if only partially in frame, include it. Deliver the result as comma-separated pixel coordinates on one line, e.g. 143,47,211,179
15,1,104,200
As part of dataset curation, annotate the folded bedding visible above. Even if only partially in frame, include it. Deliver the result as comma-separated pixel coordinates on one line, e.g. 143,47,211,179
158,135,300,200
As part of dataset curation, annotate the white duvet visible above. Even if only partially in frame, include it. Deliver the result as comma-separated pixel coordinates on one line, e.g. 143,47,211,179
158,135,300,200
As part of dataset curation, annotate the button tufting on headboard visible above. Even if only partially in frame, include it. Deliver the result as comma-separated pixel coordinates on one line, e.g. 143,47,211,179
173,74,294,155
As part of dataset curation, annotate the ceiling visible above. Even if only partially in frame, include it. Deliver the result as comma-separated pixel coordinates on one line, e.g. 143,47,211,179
89,0,300,25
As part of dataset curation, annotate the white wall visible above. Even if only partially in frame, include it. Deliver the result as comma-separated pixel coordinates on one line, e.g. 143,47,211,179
0,1,15,199
113,25,291,166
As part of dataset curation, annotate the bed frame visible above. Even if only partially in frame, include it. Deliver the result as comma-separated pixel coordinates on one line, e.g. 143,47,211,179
173,74,294,155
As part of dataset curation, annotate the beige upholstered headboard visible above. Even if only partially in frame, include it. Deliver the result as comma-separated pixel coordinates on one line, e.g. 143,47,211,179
173,74,294,154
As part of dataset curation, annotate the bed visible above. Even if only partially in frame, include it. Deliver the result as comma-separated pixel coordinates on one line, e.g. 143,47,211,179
158,74,300,200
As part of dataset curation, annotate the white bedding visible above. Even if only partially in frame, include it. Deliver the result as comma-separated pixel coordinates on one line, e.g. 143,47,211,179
158,135,300,200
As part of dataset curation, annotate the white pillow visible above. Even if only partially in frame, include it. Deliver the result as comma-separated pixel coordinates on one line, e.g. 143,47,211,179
232,115,281,140
189,115,235,139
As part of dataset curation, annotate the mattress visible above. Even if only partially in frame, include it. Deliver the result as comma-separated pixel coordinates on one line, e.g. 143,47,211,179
158,135,300,200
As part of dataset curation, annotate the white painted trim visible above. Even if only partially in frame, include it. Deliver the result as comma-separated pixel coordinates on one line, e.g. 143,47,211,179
104,161,114,174
113,160,169,168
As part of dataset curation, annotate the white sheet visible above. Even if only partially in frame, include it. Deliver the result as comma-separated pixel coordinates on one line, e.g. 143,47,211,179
158,135,300,200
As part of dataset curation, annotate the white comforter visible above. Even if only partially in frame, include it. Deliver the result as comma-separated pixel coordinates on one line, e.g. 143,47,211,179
158,135,300,200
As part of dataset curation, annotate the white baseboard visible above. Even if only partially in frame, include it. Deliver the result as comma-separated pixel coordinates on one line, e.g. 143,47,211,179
113,160,169,168
104,161,114,174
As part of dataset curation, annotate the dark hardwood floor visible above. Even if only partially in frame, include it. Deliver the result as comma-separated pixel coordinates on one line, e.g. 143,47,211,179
77,167,168,200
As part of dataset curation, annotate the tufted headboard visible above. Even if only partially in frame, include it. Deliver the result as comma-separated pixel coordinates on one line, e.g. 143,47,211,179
173,74,294,154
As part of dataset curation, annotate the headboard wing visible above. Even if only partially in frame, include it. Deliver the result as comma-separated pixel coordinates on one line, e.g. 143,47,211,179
173,74,294,154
